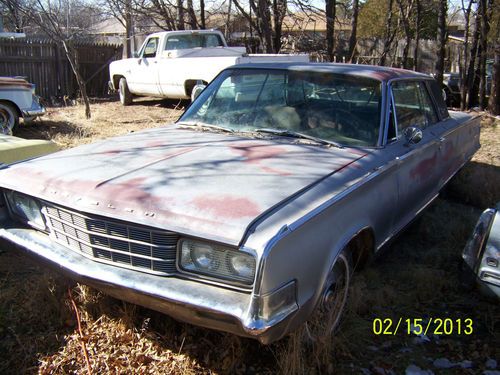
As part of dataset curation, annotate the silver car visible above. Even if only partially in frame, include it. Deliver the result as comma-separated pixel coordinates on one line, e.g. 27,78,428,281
0,63,481,344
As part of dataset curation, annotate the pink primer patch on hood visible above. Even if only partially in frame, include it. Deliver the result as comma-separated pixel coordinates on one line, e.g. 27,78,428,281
191,195,262,219
230,142,292,176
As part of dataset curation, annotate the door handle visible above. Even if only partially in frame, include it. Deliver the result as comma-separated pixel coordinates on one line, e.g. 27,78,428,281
438,137,445,150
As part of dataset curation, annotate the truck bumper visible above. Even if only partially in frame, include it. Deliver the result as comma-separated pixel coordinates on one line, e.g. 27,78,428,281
108,81,116,93
0,224,298,344
22,96,46,118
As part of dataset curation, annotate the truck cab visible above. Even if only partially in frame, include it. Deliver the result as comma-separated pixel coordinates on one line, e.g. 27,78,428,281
109,30,308,104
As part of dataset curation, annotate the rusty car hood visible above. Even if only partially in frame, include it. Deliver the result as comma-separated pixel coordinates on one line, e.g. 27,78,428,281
0,126,366,245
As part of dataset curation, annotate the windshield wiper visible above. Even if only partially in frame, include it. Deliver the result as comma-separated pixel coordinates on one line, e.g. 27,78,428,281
177,121,234,133
254,128,343,148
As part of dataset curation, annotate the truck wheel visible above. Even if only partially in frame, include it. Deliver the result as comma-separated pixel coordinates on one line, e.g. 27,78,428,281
0,102,19,135
305,249,352,341
119,78,132,106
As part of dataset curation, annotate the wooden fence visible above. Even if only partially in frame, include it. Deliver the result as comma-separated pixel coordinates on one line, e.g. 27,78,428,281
0,38,123,100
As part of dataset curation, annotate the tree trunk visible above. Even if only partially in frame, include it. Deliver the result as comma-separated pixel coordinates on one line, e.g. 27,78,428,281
200,0,206,28
272,0,286,53
187,0,198,29
460,0,473,110
380,0,394,66
466,7,481,109
326,0,336,62
125,0,133,58
257,0,273,53
478,0,489,109
413,0,421,70
348,0,359,62
225,0,232,39
62,41,91,119
489,46,500,115
434,0,447,87
176,0,185,30
396,0,414,69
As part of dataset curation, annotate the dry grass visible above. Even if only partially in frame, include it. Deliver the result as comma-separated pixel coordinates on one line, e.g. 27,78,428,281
1,103,499,374
16,98,185,149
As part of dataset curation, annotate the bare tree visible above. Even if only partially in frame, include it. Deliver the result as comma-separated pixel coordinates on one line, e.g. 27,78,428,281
186,0,197,29
489,44,500,114
199,0,205,28
9,0,95,118
396,0,414,69
460,0,474,109
413,0,421,70
348,0,359,62
466,3,481,108
232,0,279,52
104,0,134,57
478,0,491,109
325,0,336,61
0,0,28,32
380,0,395,66
434,0,447,87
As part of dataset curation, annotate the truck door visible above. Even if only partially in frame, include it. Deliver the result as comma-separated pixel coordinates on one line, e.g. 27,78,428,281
128,37,161,96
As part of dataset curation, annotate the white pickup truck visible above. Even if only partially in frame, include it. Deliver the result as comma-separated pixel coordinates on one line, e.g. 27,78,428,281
108,30,309,105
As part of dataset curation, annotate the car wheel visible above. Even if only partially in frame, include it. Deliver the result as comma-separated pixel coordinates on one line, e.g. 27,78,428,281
0,102,19,135
119,78,132,106
305,249,352,341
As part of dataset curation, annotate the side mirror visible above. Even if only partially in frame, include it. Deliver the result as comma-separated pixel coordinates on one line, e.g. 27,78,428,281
132,51,139,58
403,126,423,145
191,84,206,101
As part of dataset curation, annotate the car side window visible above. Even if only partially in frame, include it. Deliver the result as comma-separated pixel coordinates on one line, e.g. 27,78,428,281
427,80,450,119
143,38,158,58
392,81,438,132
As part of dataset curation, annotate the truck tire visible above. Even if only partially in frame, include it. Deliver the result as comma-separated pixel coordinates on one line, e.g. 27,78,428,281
119,78,132,106
0,102,19,135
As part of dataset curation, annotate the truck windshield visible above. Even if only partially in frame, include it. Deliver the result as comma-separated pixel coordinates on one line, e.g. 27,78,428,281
180,69,382,147
165,34,224,50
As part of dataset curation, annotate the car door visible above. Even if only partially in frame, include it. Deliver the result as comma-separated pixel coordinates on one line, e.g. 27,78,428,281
386,80,443,229
128,37,161,96
426,80,480,188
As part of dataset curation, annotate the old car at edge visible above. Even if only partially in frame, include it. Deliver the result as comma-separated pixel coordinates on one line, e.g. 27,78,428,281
0,76,46,135
0,63,480,344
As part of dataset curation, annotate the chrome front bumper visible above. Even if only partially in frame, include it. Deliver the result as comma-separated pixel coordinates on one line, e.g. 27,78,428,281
0,225,298,344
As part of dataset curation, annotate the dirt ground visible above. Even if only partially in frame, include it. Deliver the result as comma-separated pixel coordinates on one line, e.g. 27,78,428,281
0,99,499,374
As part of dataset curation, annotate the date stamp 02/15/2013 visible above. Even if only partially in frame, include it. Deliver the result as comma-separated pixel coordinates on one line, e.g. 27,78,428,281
372,318,474,336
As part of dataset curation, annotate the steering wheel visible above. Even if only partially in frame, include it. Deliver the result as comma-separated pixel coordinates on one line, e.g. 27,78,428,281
333,108,366,137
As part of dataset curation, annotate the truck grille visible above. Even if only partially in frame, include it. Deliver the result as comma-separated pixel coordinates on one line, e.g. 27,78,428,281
43,205,178,275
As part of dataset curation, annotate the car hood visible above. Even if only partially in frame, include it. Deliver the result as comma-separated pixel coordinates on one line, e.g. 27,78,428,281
0,126,366,245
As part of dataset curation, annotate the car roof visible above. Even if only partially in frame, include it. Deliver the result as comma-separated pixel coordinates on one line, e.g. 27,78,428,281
227,62,432,82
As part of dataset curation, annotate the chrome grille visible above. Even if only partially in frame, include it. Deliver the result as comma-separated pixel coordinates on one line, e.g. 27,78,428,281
43,205,178,275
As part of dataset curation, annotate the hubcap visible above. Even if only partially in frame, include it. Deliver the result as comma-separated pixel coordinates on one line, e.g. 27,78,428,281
0,109,12,135
306,254,350,341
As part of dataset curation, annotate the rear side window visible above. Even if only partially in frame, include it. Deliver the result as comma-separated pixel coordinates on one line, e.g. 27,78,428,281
165,34,224,50
392,81,438,132
427,80,450,119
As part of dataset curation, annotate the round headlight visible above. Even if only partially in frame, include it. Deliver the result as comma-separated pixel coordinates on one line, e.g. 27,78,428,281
228,253,255,280
5,191,45,229
190,243,218,271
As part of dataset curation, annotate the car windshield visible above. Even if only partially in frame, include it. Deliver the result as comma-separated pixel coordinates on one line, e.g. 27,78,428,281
179,68,382,147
